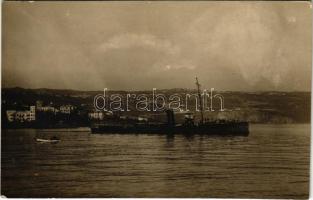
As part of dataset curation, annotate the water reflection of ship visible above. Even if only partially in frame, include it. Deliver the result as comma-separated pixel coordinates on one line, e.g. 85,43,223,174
91,78,249,136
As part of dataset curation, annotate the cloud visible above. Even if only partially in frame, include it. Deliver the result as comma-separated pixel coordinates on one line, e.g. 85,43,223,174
154,60,196,71
97,33,196,75
2,2,311,91
185,3,311,89
99,33,180,55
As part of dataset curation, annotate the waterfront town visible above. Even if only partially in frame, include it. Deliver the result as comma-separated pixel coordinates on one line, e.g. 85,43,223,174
1,87,311,129
3,100,96,128
6,101,75,123
2,98,192,128
1,88,159,128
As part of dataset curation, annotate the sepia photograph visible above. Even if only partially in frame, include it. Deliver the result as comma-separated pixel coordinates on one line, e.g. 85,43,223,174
1,1,312,198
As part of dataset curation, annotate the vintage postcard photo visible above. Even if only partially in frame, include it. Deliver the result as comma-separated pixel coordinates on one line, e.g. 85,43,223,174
1,1,312,198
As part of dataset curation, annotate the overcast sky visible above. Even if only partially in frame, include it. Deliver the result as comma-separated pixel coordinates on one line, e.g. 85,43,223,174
2,1,312,91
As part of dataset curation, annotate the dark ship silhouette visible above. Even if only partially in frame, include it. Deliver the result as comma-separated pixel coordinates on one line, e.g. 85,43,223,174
91,78,249,136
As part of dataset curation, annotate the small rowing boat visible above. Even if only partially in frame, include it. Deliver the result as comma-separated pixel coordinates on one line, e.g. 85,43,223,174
36,137,60,143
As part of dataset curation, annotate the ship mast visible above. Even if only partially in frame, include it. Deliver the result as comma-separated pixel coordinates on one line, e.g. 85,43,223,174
195,77,204,125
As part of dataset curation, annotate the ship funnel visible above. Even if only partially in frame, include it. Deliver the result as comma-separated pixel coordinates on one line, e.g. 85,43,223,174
166,109,175,127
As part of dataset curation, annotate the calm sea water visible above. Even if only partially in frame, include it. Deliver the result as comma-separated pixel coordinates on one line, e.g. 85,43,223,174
1,124,310,198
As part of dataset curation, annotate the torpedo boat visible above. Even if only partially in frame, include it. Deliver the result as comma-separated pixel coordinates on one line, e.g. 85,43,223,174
90,78,249,136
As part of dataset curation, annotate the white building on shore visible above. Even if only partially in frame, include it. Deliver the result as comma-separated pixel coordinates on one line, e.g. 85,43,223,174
60,105,74,114
6,106,36,122
88,111,104,120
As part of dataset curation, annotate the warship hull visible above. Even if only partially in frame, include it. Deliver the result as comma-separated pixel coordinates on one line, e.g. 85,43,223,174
90,122,249,136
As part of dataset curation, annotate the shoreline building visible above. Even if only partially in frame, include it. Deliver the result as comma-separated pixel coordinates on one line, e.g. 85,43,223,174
36,100,57,113
60,105,74,114
6,106,36,122
88,111,105,120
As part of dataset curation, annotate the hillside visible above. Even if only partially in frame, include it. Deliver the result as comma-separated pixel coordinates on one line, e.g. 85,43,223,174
2,87,311,124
